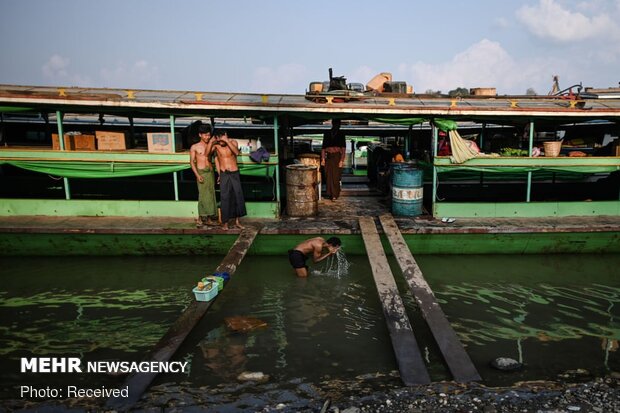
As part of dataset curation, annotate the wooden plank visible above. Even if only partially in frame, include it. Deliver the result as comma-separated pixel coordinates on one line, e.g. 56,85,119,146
379,213,481,382
106,225,261,410
358,216,431,385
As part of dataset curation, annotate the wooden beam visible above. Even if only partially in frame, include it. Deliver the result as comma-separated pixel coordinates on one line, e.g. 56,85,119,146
358,216,431,385
106,224,261,410
379,214,481,382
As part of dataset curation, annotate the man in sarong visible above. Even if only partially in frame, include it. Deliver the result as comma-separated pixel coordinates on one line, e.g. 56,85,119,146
212,130,246,230
190,124,217,227
321,119,346,201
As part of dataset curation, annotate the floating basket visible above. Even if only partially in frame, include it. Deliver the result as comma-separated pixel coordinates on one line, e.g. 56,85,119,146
202,275,224,291
193,283,218,302
543,141,563,157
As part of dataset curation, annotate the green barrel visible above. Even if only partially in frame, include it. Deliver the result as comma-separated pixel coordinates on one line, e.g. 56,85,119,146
391,163,423,216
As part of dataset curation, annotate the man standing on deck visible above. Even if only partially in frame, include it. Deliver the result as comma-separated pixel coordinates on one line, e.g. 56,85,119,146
212,130,247,230
321,119,346,201
288,237,341,277
190,124,218,228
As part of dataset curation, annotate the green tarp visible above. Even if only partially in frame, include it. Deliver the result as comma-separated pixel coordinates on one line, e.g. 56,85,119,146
1,160,275,179
0,106,35,113
416,160,617,181
371,117,458,131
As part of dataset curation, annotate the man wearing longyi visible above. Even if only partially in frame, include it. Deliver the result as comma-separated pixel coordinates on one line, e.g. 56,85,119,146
211,130,247,230
189,123,218,228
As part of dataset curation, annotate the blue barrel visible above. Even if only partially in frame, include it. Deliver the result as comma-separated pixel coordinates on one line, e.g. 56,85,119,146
391,163,423,216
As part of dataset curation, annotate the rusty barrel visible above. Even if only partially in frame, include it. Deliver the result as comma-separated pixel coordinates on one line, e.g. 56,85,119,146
298,153,321,200
286,164,318,216
298,153,320,169
391,163,423,217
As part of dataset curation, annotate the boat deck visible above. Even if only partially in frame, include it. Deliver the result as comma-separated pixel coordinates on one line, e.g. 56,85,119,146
1,197,618,236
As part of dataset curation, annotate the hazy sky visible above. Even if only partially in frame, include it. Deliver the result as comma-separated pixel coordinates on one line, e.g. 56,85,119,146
1,0,619,96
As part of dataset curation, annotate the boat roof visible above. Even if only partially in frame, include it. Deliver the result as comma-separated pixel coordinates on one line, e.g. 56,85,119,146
1,84,620,125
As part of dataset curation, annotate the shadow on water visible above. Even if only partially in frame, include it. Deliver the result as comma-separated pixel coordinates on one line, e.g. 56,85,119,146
1,253,619,408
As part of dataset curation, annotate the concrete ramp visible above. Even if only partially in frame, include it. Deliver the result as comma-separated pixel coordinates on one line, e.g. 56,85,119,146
106,225,261,409
379,213,480,382
358,216,431,385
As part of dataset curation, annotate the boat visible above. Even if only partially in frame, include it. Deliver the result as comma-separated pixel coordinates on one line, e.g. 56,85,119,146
0,83,618,224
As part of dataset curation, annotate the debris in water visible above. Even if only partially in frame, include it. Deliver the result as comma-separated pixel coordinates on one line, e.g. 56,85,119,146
237,371,269,382
225,316,268,332
490,357,523,371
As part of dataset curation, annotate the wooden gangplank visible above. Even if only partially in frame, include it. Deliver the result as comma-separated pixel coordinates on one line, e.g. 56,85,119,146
358,216,431,385
106,225,261,410
379,214,481,382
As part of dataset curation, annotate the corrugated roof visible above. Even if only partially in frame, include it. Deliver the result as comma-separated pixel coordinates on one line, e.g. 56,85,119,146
1,84,620,123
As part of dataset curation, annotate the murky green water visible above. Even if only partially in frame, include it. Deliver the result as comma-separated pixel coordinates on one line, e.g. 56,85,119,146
1,253,619,402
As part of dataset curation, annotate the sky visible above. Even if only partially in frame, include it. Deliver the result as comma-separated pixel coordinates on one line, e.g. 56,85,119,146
1,0,619,96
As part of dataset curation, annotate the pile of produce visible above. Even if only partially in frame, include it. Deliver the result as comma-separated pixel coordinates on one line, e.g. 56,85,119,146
500,148,529,157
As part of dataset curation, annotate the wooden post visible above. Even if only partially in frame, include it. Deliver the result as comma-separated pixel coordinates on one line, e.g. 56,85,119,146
106,225,261,410
55,110,71,200
170,114,179,201
379,214,481,382
527,121,534,202
358,216,431,385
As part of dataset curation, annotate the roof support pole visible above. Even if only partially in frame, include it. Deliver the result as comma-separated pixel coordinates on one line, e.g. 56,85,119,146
274,115,281,216
55,110,71,200
431,124,438,218
526,120,534,202
406,125,412,160
170,115,179,201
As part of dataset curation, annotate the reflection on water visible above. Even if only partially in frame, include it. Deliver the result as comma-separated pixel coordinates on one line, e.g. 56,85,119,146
0,255,221,398
184,254,620,387
418,254,620,384
0,253,619,400
434,283,620,345
0,289,196,355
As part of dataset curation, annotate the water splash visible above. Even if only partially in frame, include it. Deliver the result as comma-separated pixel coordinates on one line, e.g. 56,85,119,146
312,249,351,278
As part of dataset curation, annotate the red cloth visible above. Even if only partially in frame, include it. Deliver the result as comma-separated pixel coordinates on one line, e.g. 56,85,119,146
438,139,451,156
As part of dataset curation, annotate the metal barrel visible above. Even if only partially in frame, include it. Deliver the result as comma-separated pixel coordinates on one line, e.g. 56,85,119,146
391,163,423,216
286,164,318,216
298,153,320,169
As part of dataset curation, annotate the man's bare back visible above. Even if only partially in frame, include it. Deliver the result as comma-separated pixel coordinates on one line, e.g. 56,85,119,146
290,237,341,277
293,237,326,257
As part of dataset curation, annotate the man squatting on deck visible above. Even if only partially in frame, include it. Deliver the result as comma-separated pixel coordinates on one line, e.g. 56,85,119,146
190,124,218,227
211,129,247,230
321,119,346,201
289,237,341,277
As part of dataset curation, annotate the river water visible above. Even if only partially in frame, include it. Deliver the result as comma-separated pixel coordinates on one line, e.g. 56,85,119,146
0,253,618,404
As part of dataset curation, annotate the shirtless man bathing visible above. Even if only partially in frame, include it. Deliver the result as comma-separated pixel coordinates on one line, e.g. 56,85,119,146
288,237,342,277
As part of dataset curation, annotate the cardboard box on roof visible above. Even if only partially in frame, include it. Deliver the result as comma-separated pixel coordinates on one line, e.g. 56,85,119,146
52,133,96,151
146,132,182,153
366,72,392,92
95,131,131,151
470,87,497,96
